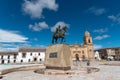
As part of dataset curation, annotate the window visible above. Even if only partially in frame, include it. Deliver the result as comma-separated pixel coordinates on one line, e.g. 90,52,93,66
14,60,16,63
40,59,42,61
14,54,16,59
30,53,32,56
2,60,4,64
89,39,91,43
28,59,30,62
8,60,10,63
38,53,40,56
22,53,26,58
40,59,42,64
1,55,3,59
8,55,10,59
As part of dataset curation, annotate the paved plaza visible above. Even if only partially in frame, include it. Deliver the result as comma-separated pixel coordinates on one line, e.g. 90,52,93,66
0,64,43,71
0,61,120,80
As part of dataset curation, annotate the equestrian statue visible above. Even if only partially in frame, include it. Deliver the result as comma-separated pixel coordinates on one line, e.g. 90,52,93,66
52,25,67,44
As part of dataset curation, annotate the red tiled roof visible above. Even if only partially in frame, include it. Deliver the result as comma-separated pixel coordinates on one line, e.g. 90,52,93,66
19,48,46,52
0,52,18,55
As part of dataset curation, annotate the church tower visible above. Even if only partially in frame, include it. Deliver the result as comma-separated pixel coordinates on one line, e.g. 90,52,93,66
83,31,94,59
84,31,92,45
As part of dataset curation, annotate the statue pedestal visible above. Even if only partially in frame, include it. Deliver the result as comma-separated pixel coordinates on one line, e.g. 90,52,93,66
45,44,72,70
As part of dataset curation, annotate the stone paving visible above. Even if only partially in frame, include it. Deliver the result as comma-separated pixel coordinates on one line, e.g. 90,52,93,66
0,61,120,80
0,64,42,71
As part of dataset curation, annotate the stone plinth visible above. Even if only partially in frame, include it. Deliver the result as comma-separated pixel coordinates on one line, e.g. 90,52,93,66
45,44,72,70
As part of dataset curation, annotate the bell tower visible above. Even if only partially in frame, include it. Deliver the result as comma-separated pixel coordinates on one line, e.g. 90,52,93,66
83,31,94,59
84,31,93,45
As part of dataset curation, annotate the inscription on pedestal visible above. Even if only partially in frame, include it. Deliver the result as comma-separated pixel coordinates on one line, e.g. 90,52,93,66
49,52,57,58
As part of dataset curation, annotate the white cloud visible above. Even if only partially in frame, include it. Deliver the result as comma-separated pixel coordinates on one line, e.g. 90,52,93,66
0,43,18,52
0,38,46,52
22,0,58,18
0,47,19,52
0,29,28,42
0,43,32,52
94,44,102,50
34,44,46,48
108,15,116,21
19,43,46,48
0,43,16,47
51,21,70,32
29,21,49,31
87,7,106,16
94,34,110,40
93,28,108,33
108,14,120,24
19,43,32,48
33,38,38,41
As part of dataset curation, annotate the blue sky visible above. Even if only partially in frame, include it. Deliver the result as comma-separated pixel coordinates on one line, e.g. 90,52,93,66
0,0,120,51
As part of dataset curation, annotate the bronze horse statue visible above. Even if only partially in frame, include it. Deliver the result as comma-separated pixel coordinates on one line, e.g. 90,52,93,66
52,26,67,44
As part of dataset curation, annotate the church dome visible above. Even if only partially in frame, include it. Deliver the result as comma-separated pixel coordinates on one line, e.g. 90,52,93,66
85,31,90,36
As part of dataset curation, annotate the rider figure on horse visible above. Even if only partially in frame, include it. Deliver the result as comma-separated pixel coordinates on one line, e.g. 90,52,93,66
55,25,61,34
52,25,67,44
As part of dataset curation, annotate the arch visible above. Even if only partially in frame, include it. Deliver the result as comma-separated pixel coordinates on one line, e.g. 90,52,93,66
75,54,79,61
88,39,91,43
1,60,4,64
21,60,23,63
14,60,16,63
82,55,85,60
34,57,37,62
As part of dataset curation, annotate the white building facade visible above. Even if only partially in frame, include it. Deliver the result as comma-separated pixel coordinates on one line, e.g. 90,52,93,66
0,52,17,64
0,48,46,64
17,48,45,64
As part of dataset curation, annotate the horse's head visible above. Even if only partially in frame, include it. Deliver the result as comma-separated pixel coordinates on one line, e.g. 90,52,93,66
62,26,67,32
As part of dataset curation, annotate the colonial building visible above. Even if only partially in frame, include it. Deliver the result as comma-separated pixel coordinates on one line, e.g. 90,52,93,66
0,52,17,64
114,48,120,60
97,47,120,60
70,31,94,60
0,48,46,64
18,48,45,63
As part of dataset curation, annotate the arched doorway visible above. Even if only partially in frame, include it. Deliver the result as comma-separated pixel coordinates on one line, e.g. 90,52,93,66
2,60,4,64
21,60,23,63
8,60,10,63
34,57,37,62
82,55,85,60
75,54,79,61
